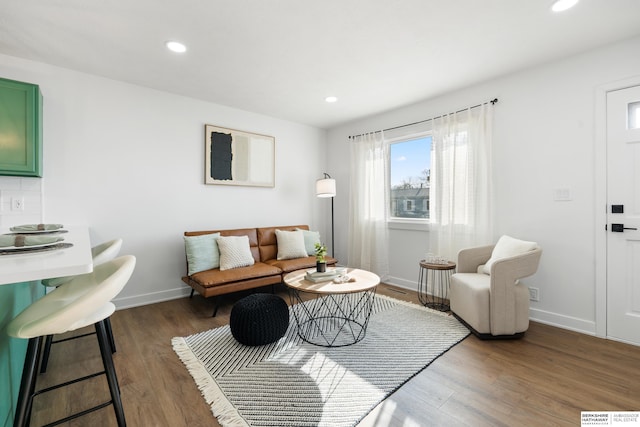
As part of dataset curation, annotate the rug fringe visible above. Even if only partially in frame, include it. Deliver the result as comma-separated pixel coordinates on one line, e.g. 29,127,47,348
171,337,249,427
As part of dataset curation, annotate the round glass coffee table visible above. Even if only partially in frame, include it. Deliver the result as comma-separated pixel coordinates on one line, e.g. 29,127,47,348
283,268,380,347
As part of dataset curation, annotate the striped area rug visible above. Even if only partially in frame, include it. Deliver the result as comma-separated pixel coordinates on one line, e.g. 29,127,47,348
172,294,469,427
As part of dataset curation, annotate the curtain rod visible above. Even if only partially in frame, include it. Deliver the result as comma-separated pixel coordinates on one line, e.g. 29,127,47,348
348,98,498,140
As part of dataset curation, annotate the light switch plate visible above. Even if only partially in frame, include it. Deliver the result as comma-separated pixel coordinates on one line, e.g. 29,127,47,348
553,188,572,201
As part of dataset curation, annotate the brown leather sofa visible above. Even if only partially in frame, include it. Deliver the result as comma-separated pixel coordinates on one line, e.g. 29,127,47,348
182,225,337,315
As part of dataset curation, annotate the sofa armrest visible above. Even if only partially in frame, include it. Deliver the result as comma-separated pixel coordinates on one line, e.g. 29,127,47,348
457,245,494,273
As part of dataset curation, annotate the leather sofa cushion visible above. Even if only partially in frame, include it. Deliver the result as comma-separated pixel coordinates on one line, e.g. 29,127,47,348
264,256,317,273
190,262,281,287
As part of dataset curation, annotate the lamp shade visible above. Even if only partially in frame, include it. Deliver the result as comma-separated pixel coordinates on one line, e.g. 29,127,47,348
316,178,336,198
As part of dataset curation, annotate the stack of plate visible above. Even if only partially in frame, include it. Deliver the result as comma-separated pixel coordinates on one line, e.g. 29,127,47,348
0,224,68,254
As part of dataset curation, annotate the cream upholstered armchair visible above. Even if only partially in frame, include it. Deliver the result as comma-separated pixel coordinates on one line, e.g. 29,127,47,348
449,236,542,339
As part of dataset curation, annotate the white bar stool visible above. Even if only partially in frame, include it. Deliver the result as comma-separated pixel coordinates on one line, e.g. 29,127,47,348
7,255,136,427
40,238,123,373
42,239,123,288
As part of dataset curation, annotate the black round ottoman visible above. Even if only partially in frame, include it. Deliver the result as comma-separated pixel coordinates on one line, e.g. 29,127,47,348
230,294,289,346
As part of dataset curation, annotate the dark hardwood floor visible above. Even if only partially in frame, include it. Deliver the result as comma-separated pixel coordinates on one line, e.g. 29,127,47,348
28,284,640,426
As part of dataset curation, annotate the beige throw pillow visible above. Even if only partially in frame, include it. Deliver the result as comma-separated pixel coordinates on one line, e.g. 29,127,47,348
275,229,309,260
483,235,538,275
217,235,255,270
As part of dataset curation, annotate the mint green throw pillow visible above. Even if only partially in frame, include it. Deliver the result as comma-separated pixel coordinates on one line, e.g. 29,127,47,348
297,229,321,256
184,233,220,275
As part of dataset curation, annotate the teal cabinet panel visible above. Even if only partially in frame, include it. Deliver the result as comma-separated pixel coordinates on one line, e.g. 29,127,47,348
0,77,42,177
0,281,44,427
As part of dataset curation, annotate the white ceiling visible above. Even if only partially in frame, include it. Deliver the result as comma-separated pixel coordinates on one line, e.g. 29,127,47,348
2,1,640,129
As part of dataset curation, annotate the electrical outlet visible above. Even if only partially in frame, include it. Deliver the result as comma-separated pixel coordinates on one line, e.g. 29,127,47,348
528,287,539,302
11,197,24,211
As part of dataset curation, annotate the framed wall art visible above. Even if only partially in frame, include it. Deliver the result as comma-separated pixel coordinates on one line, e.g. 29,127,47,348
204,124,275,187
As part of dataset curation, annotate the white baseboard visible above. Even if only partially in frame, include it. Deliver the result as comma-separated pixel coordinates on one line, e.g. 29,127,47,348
529,307,597,336
113,286,192,310
384,276,417,291
387,275,598,336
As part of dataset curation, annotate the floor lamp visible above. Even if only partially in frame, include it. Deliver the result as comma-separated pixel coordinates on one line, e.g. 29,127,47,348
316,173,336,257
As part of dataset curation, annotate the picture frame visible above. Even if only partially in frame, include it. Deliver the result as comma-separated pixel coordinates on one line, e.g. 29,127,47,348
204,124,275,187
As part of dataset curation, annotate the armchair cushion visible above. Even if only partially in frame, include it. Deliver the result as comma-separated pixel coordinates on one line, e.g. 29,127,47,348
482,235,538,275
450,273,491,333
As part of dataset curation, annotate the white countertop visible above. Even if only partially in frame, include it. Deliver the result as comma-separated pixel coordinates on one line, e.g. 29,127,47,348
0,226,93,285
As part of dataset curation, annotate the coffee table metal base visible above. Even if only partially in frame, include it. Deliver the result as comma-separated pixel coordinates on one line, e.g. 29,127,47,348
288,288,376,347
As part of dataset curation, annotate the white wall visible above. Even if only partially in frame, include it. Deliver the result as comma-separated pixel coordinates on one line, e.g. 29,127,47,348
0,53,329,308
327,35,640,336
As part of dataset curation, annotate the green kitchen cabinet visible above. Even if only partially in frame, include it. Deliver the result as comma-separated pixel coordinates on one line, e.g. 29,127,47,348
0,281,44,427
0,77,42,177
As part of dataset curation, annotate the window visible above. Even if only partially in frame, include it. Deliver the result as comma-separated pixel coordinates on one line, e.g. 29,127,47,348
404,200,414,211
389,135,432,220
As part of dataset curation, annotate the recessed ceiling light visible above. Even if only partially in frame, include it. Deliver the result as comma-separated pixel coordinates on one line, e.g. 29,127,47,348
551,0,579,12
325,96,338,103
166,41,187,53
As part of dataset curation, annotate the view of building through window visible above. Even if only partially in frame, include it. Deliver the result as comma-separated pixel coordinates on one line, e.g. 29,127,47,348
389,135,431,219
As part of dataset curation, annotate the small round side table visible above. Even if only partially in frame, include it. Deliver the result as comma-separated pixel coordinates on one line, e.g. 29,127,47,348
418,260,456,311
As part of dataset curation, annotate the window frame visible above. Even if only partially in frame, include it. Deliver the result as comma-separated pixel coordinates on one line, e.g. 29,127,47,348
386,131,432,231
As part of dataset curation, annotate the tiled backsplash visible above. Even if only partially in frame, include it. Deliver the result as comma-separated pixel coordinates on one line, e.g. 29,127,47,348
0,176,43,229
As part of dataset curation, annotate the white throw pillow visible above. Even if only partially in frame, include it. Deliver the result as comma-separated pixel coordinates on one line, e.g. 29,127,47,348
296,228,321,256
217,235,255,270
276,229,309,260
483,235,538,275
184,233,220,275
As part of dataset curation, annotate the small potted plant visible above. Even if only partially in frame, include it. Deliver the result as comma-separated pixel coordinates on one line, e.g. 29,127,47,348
314,242,327,272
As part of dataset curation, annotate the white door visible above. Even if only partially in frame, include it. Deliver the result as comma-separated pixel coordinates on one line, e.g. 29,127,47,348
607,85,640,345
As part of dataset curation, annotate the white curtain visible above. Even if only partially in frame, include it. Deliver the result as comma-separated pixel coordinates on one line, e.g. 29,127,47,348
431,104,493,261
348,131,390,280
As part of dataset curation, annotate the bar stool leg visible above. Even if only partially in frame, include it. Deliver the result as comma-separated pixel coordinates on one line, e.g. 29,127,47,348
104,318,117,353
95,319,126,427
40,324,117,374
39,335,54,374
14,336,43,427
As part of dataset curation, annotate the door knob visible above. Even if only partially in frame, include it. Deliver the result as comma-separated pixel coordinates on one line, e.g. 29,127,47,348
611,223,638,232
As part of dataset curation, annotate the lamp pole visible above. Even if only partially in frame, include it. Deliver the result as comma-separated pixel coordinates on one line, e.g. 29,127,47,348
330,196,334,258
